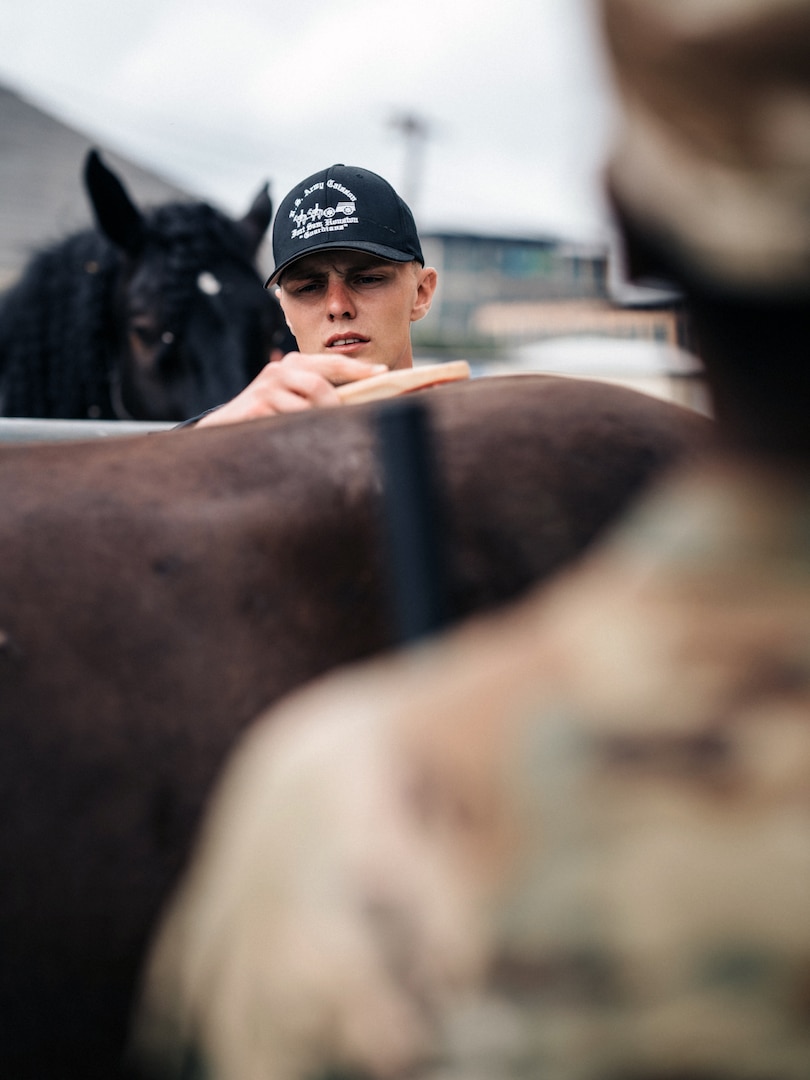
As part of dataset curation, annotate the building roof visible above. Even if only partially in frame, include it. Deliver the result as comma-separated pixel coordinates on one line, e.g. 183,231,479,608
0,82,192,288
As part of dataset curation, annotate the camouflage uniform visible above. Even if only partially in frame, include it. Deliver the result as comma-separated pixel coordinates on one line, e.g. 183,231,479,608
134,457,810,1080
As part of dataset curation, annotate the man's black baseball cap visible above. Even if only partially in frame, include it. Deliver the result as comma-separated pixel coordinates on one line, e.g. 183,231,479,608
266,164,424,287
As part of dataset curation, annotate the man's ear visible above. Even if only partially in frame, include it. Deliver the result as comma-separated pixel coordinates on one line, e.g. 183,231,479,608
410,266,438,323
276,289,296,338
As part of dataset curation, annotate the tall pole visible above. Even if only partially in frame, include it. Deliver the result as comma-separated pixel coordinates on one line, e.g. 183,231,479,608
389,111,430,212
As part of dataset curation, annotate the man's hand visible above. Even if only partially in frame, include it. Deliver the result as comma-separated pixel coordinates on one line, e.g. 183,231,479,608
195,353,388,427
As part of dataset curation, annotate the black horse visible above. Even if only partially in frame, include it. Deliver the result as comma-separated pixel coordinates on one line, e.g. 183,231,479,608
0,150,293,422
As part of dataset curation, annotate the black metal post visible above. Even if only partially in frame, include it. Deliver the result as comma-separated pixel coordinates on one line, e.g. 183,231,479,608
376,398,450,644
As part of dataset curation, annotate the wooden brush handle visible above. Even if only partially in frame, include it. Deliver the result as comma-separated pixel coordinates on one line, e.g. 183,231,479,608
336,361,470,405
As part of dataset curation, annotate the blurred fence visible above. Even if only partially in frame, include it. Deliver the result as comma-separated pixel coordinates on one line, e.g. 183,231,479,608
0,419,174,442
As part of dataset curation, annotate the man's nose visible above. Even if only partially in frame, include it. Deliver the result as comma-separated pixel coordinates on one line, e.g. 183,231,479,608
326,279,356,320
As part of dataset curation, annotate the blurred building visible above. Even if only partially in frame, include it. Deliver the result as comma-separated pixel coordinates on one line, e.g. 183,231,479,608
0,83,190,289
415,230,707,411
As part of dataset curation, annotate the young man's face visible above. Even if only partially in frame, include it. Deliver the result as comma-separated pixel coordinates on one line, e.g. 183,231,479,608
276,251,437,371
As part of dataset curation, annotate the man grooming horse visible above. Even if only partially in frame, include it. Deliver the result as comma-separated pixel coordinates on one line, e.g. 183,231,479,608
193,163,439,426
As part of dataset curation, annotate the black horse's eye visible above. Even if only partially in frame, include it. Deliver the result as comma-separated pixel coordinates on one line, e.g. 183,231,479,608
130,321,175,350
131,324,160,348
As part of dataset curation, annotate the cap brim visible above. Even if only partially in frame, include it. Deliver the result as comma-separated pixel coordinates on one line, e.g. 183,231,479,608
265,241,419,288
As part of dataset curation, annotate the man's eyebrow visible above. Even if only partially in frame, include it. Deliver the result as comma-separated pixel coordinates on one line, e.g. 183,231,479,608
282,265,328,283
282,258,391,284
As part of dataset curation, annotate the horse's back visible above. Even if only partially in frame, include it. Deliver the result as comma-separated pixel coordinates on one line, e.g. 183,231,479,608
0,372,711,1080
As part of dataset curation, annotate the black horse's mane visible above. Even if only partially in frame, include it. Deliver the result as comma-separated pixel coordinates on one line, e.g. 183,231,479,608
0,229,117,417
0,200,261,419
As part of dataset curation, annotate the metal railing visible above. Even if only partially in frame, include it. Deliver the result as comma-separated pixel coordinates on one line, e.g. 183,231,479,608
0,418,175,443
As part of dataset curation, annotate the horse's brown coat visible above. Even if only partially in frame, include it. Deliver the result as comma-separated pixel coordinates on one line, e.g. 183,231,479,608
0,374,710,1078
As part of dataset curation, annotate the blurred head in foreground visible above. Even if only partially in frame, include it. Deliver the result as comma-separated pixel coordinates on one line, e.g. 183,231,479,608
602,0,810,455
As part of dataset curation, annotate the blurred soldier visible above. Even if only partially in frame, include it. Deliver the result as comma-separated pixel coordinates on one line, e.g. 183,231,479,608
132,3,810,1078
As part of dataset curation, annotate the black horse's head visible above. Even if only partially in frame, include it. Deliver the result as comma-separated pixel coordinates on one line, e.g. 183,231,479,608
84,149,293,422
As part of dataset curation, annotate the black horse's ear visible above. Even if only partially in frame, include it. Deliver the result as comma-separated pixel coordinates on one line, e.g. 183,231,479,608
84,149,146,256
238,182,273,256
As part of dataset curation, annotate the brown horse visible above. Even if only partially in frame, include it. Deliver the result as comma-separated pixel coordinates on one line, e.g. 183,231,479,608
0,374,710,1079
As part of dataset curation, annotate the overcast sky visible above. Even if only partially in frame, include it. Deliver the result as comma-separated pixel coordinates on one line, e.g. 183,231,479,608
0,0,619,242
